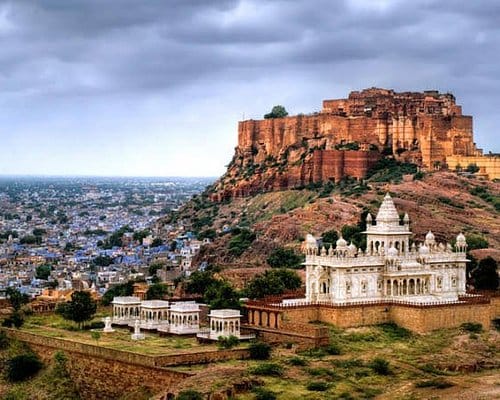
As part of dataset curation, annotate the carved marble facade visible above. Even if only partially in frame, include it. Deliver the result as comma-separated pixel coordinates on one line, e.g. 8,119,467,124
304,194,468,304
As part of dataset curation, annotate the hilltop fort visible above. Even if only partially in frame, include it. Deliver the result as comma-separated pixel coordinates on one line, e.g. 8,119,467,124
212,88,499,201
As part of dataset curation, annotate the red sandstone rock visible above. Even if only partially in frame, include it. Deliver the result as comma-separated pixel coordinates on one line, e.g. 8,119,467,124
211,88,479,201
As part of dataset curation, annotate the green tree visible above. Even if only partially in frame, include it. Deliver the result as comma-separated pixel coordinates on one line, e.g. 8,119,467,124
146,283,170,300
92,255,113,267
465,234,489,250
101,281,134,306
466,163,480,173
20,235,41,245
151,237,164,247
133,229,151,242
341,224,363,246
204,281,240,309
264,105,288,119
32,228,46,237
185,270,217,295
245,269,302,299
267,247,304,269
56,291,97,329
148,262,164,277
322,230,339,247
35,264,52,280
472,256,499,290
5,287,29,311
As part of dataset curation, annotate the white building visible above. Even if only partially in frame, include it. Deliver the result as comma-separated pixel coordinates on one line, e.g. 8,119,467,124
137,300,170,330
168,302,201,335
304,194,468,304
196,309,256,341
111,296,141,325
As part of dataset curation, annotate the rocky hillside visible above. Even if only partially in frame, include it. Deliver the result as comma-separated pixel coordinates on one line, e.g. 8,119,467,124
159,169,499,280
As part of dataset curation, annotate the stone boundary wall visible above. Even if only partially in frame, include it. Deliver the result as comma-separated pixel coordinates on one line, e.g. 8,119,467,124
249,325,329,350
488,296,500,319
4,330,252,399
5,329,250,367
4,329,192,400
246,297,494,335
154,348,250,366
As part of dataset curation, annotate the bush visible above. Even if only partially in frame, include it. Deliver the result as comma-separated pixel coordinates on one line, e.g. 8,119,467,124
176,390,204,400
253,387,277,400
325,343,342,355
415,378,454,389
249,342,272,360
419,363,446,375
217,335,239,349
6,354,43,382
369,357,391,375
83,321,105,330
228,228,256,256
378,322,412,340
288,356,308,366
460,322,483,333
245,269,301,299
266,247,304,269
306,381,329,391
0,330,9,349
2,311,25,328
250,362,284,377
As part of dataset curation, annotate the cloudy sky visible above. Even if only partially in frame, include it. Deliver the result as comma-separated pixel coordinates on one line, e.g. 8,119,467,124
0,0,499,177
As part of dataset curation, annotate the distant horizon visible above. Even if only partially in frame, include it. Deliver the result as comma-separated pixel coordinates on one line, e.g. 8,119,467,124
0,174,218,180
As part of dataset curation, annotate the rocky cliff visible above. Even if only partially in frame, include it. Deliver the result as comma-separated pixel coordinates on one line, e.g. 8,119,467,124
211,88,481,201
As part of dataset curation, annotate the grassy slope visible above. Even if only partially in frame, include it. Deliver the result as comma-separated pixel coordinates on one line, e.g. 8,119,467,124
172,324,500,400
166,171,499,271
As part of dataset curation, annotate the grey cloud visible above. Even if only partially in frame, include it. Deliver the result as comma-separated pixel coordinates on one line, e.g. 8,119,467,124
0,0,499,176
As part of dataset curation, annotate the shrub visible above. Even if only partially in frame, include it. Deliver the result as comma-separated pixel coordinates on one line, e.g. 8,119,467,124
250,362,284,377
253,387,277,400
300,347,328,358
176,390,204,400
415,378,454,389
2,311,24,328
217,335,239,349
228,228,256,256
325,343,342,355
288,356,308,366
249,342,272,360
6,354,43,382
369,357,391,375
460,322,483,333
306,381,329,391
266,247,304,269
0,330,9,349
419,363,446,375
378,322,412,340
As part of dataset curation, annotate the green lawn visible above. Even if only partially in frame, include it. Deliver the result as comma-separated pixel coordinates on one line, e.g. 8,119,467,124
21,313,221,355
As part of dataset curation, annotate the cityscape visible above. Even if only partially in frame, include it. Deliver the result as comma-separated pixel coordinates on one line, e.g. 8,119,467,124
0,1,499,400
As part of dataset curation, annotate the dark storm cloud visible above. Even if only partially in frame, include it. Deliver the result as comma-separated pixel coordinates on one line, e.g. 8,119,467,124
1,0,499,97
1,0,499,176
